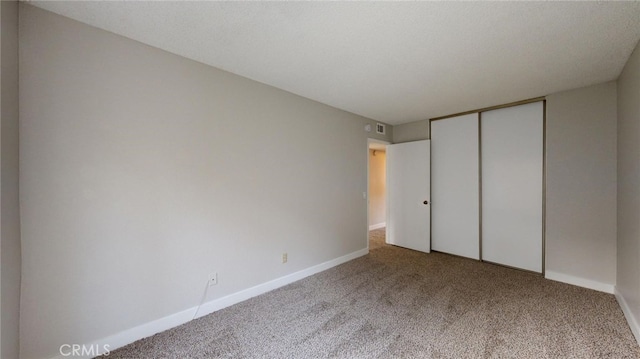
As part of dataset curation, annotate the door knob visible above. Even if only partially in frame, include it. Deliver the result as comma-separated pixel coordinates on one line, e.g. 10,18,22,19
423,200,429,205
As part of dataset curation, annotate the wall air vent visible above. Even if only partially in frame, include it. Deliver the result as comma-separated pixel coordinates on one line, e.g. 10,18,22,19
376,123,386,135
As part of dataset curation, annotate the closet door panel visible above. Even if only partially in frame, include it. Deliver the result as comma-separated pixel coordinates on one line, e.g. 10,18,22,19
481,102,543,272
431,113,480,259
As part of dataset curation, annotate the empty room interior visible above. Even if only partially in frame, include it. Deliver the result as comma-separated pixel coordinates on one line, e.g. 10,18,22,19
3,1,640,358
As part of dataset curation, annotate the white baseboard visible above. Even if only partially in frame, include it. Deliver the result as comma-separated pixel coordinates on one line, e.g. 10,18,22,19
49,248,368,359
615,287,640,346
195,248,368,317
369,222,385,230
52,307,196,359
544,270,615,294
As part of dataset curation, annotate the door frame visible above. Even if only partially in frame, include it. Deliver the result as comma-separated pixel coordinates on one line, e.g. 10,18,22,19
367,138,391,251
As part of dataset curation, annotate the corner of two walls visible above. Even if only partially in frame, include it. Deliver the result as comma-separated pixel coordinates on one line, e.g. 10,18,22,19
18,5,392,359
615,38,640,345
1,1,22,359
545,81,618,293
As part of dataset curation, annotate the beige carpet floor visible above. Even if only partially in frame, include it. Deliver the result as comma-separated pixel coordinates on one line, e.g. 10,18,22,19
103,229,640,358
368,227,387,251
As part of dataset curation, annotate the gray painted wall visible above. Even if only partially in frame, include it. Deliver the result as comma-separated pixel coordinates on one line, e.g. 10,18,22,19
19,5,391,358
392,119,429,144
546,82,617,287
617,38,640,343
1,1,21,358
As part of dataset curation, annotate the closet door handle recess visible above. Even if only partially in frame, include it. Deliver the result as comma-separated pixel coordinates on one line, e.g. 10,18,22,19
423,200,429,205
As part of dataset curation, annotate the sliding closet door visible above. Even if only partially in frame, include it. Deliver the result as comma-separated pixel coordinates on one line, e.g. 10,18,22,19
481,102,543,272
431,113,480,259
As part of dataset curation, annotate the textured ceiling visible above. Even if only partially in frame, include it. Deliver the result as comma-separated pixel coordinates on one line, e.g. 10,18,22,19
28,1,640,125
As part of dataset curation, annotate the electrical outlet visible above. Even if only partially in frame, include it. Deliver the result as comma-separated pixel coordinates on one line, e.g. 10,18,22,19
282,253,288,264
208,272,218,286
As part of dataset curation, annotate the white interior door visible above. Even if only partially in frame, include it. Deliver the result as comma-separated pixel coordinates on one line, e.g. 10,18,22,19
386,140,430,253
430,113,480,259
481,102,543,273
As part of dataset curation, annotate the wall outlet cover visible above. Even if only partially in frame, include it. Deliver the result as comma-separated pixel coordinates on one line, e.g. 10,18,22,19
208,272,218,286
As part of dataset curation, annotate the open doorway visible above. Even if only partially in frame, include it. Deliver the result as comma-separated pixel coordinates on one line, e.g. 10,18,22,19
367,139,389,251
